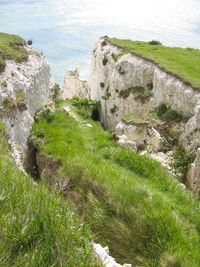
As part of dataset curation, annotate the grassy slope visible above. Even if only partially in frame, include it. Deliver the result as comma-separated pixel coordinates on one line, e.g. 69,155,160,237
0,124,95,267
0,33,28,73
32,103,200,267
109,38,200,89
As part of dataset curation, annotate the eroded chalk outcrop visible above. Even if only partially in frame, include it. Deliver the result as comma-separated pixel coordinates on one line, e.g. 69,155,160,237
61,68,90,99
0,47,51,166
90,37,200,195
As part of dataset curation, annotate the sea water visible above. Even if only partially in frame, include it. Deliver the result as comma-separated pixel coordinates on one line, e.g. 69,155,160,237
0,0,199,83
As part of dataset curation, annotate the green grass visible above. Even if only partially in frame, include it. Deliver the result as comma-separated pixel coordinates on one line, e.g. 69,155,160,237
0,124,96,266
109,38,200,89
31,102,200,266
122,112,147,123
0,33,28,73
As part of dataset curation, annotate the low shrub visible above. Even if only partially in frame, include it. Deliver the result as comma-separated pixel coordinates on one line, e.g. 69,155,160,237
1,80,7,87
149,40,162,45
27,39,33,45
172,146,195,182
33,128,45,139
146,82,153,90
16,90,26,103
102,56,108,66
1,97,16,113
51,84,60,103
111,53,118,62
155,104,185,123
70,96,100,119
101,40,107,47
119,88,131,98
41,109,55,123
118,66,125,75
110,105,118,114
100,82,105,88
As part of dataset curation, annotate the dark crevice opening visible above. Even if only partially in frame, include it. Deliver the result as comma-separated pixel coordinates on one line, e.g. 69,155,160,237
24,141,40,180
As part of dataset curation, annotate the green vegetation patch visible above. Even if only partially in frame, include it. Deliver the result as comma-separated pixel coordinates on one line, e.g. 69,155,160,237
32,102,200,266
109,37,200,89
172,146,195,183
70,96,100,120
122,112,147,124
0,32,28,74
0,124,95,266
155,103,186,123
119,85,153,102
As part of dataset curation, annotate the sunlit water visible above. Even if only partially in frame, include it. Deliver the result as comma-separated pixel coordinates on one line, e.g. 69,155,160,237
0,0,199,83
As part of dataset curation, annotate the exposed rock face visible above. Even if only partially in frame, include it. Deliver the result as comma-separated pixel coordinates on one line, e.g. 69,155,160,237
61,68,90,99
115,120,163,152
186,148,200,195
0,48,51,163
90,38,200,130
90,37,200,194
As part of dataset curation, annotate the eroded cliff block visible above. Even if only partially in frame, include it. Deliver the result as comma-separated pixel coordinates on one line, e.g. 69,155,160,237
115,120,163,152
187,148,200,196
90,36,200,193
61,68,90,99
0,33,51,159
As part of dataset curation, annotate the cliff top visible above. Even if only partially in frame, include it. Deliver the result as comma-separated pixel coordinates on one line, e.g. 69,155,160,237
0,32,28,73
108,38,200,89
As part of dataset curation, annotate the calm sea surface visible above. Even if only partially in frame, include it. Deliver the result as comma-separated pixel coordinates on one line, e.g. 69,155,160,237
0,0,199,83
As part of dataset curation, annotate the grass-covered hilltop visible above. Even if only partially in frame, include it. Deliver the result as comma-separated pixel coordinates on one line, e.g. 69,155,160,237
109,37,200,89
0,32,28,73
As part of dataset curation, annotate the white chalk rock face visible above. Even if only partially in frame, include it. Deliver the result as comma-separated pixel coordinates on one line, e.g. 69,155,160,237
61,68,90,99
115,120,163,152
186,148,200,196
0,48,51,154
90,38,200,130
90,37,200,194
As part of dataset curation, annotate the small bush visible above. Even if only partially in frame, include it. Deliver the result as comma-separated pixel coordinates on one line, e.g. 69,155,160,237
110,105,118,114
41,109,55,123
51,84,60,103
1,80,7,87
155,104,184,123
133,86,153,102
146,82,153,90
119,88,131,98
16,90,27,111
102,91,111,100
172,146,195,182
102,56,108,66
27,40,33,45
111,53,118,62
71,97,100,119
149,40,162,45
100,82,105,88
1,97,15,113
16,90,26,103
118,66,125,75
33,128,45,139
101,40,107,47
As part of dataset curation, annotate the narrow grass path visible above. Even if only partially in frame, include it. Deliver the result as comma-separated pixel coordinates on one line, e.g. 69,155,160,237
32,103,200,266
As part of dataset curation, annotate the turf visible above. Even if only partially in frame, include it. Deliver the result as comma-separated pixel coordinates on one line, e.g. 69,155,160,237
0,32,28,73
109,38,200,89
31,102,200,266
0,124,96,267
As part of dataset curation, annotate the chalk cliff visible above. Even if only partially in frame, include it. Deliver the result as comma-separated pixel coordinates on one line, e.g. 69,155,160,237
0,47,51,167
90,37,200,194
